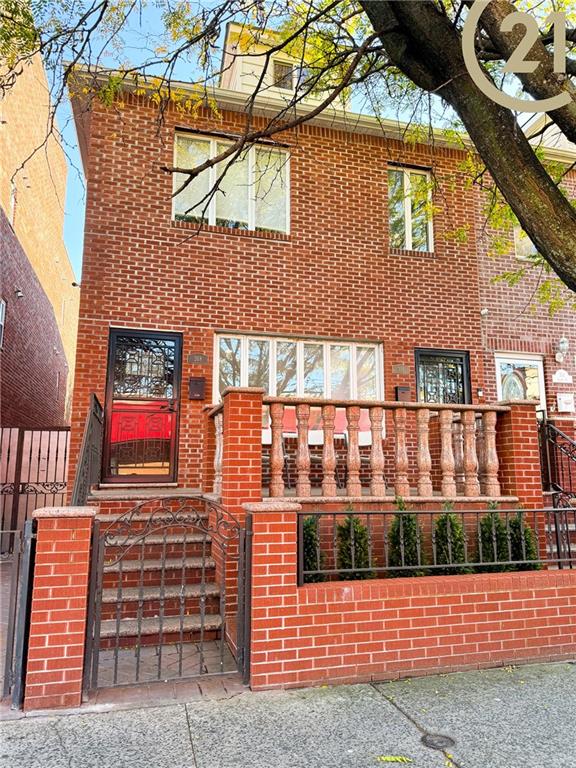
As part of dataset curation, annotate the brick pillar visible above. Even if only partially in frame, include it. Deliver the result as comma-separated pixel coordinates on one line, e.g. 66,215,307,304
24,506,96,711
221,387,265,519
243,501,301,691
496,401,544,508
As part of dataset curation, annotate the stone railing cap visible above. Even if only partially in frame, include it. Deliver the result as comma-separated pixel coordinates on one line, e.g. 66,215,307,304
33,506,98,519
222,387,266,397
496,399,540,407
243,501,302,513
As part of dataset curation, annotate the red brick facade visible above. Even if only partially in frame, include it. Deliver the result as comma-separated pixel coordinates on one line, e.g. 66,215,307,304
69,90,576,488
1,209,69,428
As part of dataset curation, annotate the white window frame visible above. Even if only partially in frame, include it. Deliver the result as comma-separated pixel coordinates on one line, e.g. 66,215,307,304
213,333,384,402
494,353,546,412
0,299,5,348
513,226,538,262
172,134,290,234
388,167,434,252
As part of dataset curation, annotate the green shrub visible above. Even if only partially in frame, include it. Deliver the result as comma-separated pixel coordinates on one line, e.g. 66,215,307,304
509,512,541,571
302,515,325,583
337,510,374,580
476,504,510,572
388,497,427,577
434,503,472,575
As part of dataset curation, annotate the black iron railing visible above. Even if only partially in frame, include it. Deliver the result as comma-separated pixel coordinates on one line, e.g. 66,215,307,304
539,420,576,508
297,507,575,585
71,394,104,506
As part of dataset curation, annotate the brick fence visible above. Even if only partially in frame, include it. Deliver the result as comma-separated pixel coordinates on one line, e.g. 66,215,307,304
246,502,576,691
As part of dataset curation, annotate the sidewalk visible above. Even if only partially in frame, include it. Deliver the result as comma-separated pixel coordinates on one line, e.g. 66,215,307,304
1,662,575,768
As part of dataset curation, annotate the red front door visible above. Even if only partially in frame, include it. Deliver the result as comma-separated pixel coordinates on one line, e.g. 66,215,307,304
103,329,182,483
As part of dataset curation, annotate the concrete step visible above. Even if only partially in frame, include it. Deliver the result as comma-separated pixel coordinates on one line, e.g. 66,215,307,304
104,556,216,573
101,583,220,603
99,612,222,639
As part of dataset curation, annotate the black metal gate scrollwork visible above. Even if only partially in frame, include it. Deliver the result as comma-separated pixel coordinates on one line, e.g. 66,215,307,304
83,495,249,693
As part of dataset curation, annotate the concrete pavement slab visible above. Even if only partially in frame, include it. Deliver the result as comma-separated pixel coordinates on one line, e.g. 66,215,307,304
0,703,196,768
184,683,446,768
375,661,576,768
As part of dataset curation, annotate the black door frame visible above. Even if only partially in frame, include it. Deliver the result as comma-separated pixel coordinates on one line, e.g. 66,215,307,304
102,328,183,484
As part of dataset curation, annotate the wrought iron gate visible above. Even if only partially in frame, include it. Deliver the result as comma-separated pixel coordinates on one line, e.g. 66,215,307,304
1,427,69,544
83,496,249,693
1,520,36,709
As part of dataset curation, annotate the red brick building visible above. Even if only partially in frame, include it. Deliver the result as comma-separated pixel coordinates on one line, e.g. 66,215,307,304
68,51,575,497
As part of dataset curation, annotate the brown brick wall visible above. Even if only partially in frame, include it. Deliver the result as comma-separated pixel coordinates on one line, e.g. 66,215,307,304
1,209,69,427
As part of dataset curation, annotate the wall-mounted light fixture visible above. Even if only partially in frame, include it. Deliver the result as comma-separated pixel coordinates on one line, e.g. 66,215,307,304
14,288,23,299
555,337,570,363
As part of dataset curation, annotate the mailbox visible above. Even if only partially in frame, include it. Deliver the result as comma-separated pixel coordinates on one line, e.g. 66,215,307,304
188,377,206,400
395,385,411,402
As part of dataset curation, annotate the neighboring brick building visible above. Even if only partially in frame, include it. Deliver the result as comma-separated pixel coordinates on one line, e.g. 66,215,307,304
0,54,79,427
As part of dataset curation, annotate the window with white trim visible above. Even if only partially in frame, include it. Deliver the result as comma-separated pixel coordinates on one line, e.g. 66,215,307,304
215,334,383,401
0,299,5,348
388,167,434,252
513,226,539,261
494,353,546,412
172,134,290,234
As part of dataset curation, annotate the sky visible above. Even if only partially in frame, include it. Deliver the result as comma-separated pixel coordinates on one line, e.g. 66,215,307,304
62,112,85,280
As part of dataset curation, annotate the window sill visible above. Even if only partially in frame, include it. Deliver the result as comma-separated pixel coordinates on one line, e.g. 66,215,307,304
171,219,291,242
390,247,435,258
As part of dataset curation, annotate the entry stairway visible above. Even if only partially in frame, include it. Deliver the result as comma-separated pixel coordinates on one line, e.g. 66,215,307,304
92,497,227,650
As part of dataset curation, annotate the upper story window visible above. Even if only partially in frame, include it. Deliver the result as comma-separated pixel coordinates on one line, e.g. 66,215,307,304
388,167,434,252
173,134,290,234
273,61,294,90
215,333,383,401
514,226,538,261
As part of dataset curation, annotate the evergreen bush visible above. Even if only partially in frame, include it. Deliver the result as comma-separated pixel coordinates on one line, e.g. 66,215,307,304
302,515,325,583
336,508,374,580
388,497,427,577
475,503,510,572
509,512,541,571
434,503,472,575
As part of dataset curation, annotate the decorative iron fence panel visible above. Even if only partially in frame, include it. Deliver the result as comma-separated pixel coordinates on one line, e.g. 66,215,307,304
297,507,575,585
1,521,36,709
83,496,246,693
1,427,69,542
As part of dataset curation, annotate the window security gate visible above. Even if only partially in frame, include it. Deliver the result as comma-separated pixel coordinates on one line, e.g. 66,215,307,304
83,496,250,693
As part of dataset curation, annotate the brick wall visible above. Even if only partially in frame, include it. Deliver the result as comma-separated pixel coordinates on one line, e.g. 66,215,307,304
24,507,95,711
1,209,69,427
248,504,576,691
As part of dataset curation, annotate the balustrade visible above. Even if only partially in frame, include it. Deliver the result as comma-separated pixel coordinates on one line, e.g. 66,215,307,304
210,394,511,502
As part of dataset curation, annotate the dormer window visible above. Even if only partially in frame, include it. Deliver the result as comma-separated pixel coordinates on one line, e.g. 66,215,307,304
273,61,294,90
